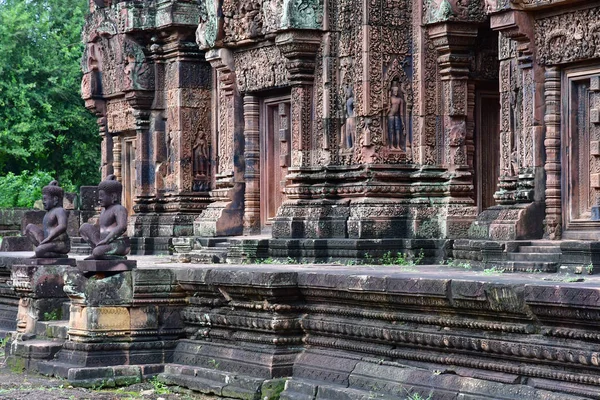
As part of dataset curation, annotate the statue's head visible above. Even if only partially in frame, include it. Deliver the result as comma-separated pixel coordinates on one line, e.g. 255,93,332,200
391,82,400,96
41,180,64,211
98,174,122,207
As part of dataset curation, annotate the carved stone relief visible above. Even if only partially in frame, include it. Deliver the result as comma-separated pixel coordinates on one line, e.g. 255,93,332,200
196,0,220,49
281,0,323,29
536,6,600,66
425,0,486,24
234,46,290,93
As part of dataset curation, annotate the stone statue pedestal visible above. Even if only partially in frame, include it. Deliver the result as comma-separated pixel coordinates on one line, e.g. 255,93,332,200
76,259,136,273
10,258,77,334
21,258,76,267
37,267,185,386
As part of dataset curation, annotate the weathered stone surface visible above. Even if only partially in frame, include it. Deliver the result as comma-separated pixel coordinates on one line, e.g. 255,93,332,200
76,259,136,273
159,265,600,398
11,263,76,333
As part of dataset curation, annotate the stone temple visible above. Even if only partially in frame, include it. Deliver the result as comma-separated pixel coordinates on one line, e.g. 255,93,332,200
3,0,600,399
81,0,600,268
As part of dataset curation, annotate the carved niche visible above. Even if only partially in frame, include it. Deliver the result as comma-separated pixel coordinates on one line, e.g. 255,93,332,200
535,6,600,66
332,0,415,165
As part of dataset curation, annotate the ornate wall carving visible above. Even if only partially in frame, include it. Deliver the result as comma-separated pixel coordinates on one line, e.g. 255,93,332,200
425,0,486,24
535,6,600,66
234,46,290,93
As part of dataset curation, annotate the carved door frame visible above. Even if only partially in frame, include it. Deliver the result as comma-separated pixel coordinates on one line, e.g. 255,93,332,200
259,95,291,231
561,65,600,238
475,90,500,213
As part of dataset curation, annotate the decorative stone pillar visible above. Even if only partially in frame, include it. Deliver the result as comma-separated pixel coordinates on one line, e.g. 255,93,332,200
544,66,561,239
194,48,244,237
428,23,478,172
37,268,186,386
10,260,76,334
243,95,261,235
271,31,322,238
276,31,322,168
490,10,539,205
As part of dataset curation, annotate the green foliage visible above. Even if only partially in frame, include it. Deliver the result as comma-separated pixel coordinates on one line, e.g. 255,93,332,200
43,309,61,321
0,0,100,189
444,258,472,270
0,170,68,208
381,249,424,267
482,266,505,275
150,376,171,395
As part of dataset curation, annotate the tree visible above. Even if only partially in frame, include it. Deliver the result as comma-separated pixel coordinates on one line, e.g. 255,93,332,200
0,0,100,190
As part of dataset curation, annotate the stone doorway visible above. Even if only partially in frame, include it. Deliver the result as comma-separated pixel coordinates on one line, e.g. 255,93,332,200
259,96,290,232
562,67,600,238
475,91,500,213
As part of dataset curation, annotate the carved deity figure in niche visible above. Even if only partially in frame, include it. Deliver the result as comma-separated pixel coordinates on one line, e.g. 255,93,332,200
341,86,355,149
24,180,70,258
123,44,150,91
193,132,210,191
387,81,406,150
79,175,130,260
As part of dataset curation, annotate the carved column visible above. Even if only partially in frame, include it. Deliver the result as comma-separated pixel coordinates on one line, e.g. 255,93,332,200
194,49,244,237
99,118,113,178
428,23,478,172
276,31,322,169
112,136,122,182
243,95,261,234
544,66,561,239
133,110,151,199
490,10,539,205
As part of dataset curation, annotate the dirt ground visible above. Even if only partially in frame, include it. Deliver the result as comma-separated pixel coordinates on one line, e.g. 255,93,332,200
0,367,219,400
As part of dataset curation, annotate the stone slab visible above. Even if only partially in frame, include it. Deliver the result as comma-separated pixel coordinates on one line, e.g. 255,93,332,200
20,257,76,266
76,259,137,272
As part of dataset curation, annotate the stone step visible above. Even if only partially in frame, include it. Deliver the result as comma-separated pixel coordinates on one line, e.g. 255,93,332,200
70,237,91,255
8,339,64,370
160,364,267,398
501,261,559,273
518,246,562,254
508,253,561,262
190,249,229,264
35,320,69,340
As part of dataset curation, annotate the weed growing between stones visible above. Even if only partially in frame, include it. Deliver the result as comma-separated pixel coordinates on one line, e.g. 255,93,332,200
442,258,472,270
150,376,171,395
380,249,424,267
482,266,505,275
587,263,594,275
403,388,432,400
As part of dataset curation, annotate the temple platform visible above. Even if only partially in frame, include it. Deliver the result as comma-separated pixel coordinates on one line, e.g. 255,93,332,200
1,251,600,398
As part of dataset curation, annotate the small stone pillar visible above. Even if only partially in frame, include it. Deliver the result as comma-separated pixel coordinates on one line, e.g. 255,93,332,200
10,258,76,334
37,267,186,386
